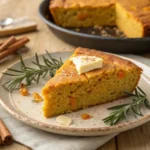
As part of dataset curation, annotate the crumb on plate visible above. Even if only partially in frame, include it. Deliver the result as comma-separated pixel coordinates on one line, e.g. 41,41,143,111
33,92,43,102
20,83,29,96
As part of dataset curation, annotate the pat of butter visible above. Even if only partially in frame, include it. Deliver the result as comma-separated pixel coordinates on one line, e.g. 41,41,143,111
71,56,103,74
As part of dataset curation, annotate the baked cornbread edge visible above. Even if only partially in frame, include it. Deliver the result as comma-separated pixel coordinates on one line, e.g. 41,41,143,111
116,1,150,37
50,0,116,27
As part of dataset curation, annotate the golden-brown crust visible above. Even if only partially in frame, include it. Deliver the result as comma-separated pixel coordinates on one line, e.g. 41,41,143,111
75,47,142,70
42,47,142,92
50,0,115,8
144,24,150,36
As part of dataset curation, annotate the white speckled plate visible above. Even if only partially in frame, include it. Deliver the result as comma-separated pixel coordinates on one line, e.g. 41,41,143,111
0,51,150,136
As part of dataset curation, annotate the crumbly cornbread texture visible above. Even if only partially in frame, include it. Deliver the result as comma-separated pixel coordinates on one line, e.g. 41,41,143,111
42,47,142,118
50,0,150,37
50,0,116,27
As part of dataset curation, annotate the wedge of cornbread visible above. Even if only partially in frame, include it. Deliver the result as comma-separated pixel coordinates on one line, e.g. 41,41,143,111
50,0,150,37
116,0,150,37
42,47,142,118
50,0,116,27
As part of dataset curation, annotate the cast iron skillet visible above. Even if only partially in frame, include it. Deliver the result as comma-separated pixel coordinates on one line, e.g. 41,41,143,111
39,0,150,54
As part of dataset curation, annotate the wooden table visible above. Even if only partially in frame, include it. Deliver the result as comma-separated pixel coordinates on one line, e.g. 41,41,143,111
0,0,150,150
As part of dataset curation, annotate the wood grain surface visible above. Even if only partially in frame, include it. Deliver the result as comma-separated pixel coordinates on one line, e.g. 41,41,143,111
0,0,150,150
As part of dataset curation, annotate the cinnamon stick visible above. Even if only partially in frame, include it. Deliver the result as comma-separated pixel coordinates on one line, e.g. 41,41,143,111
0,36,16,52
0,37,29,60
0,119,13,145
0,37,25,47
0,137,2,145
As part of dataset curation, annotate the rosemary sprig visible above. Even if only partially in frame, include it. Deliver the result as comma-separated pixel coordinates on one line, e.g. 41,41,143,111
2,51,63,91
103,87,149,126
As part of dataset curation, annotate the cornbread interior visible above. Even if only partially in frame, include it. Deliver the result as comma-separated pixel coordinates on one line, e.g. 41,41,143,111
50,0,116,27
42,47,142,118
51,6,116,27
50,0,150,37
116,3,143,37
116,0,150,37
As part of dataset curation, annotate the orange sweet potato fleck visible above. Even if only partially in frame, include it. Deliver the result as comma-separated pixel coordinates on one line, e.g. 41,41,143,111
81,113,91,120
77,13,89,21
143,7,150,11
117,71,125,79
69,97,77,110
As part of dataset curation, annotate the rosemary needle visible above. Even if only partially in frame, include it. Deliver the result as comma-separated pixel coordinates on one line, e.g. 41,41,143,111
2,51,63,91
103,87,149,126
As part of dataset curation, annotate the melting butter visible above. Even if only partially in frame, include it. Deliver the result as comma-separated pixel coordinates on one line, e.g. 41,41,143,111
71,55,103,74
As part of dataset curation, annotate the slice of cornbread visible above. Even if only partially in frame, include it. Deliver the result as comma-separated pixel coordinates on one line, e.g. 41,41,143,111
116,0,150,37
42,47,142,118
50,0,116,27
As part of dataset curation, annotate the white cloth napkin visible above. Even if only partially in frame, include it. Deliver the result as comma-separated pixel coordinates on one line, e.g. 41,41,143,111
0,55,149,150
0,105,116,150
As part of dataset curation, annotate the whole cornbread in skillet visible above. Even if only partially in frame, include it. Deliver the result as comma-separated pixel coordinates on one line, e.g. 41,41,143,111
42,47,142,118
50,0,150,37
